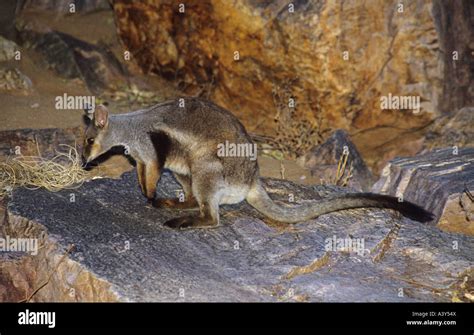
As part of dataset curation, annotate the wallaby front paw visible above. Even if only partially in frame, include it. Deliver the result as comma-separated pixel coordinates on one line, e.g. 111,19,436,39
145,191,156,201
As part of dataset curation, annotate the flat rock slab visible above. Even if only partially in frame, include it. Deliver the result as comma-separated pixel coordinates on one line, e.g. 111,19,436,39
5,171,474,302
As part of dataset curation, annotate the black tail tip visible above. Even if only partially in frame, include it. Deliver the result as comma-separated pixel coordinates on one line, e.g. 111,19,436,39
352,193,436,223
399,202,435,223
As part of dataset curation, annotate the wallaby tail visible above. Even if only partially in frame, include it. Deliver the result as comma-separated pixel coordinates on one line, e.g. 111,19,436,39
246,181,434,224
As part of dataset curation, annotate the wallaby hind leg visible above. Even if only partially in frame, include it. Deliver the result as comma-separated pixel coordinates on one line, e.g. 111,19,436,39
163,170,221,229
153,173,198,209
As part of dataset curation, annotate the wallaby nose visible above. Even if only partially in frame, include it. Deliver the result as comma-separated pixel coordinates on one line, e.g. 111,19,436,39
81,155,89,169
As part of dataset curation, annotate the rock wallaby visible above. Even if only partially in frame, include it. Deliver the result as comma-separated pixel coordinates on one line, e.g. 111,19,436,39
82,97,433,229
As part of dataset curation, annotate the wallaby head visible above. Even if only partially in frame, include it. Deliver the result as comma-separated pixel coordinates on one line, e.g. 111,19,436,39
82,104,114,164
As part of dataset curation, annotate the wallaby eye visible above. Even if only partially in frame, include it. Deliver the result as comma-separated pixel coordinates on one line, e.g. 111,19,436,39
87,138,95,145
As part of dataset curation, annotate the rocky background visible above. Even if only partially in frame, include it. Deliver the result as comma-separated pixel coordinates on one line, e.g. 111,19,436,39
0,0,472,302
113,0,473,171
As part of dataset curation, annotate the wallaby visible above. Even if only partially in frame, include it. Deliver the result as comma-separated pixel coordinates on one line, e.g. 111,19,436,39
82,97,433,229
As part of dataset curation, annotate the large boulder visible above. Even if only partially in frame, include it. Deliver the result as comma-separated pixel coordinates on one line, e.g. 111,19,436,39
424,107,474,151
432,0,474,113
18,24,128,94
2,171,472,302
297,130,374,191
372,148,474,235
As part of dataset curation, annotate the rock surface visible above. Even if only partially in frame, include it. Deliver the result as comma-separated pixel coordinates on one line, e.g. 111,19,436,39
2,171,473,302
18,25,127,94
0,36,19,62
297,130,374,191
0,127,82,159
372,148,474,236
424,107,474,151
111,0,465,171
19,0,111,15
0,36,32,93
432,0,474,113
0,0,18,40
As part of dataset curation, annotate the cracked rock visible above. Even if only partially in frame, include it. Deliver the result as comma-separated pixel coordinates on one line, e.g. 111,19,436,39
372,147,474,235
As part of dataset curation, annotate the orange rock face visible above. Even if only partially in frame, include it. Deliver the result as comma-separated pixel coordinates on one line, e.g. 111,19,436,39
112,0,448,171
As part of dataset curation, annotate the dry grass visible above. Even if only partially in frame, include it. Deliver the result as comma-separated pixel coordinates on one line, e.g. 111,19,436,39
106,83,165,109
315,149,354,187
332,149,354,187
251,81,354,188
0,145,90,198
269,81,331,160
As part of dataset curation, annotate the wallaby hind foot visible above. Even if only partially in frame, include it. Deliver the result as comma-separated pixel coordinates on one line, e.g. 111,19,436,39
152,173,198,209
163,200,219,229
163,168,221,229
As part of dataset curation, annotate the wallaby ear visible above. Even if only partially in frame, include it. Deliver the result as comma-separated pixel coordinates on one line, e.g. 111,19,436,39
94,104,109,129
84,103,94,121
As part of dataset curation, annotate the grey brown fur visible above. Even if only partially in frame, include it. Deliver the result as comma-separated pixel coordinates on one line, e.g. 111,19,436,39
82,97,433,229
